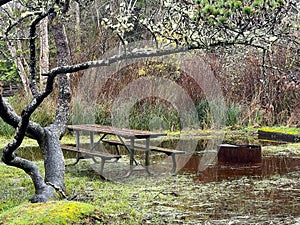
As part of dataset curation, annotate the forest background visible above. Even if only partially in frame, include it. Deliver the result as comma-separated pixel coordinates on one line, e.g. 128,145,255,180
0,0,299,136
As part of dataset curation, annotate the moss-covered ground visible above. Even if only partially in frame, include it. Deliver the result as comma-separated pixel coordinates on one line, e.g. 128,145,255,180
0,128,299,224
0,159,299,224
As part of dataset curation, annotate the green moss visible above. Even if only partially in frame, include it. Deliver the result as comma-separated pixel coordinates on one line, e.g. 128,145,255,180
253,0,263,7
262,143,300,156
243,6,253,15
260,126,300,135
0,201,96,225
234,1,242,9
0,127,299,224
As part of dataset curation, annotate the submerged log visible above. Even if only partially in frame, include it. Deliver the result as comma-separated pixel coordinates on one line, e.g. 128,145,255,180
217,144,262,165
258,130,300,143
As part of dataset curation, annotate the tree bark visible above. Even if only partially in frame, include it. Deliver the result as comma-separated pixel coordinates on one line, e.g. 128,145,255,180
28,12,73,201
0,93,58,202
39,17,50,91
0,1,72,203
75,2,81,52
50,16,72,136
38,126,66,197
7,41,31,95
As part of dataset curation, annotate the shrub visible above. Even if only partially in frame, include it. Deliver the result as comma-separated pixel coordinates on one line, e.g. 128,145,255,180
69,98,96,125
129,99,180,131
196,100,211,129
0,118,14,136
94,102,112,126
226,103,240,126
5,94,55,129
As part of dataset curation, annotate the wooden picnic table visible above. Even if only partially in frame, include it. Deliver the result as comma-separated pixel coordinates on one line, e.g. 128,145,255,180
61,124,185,176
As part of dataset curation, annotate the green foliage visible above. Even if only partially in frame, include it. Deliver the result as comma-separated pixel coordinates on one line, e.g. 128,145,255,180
0,42,19,84
226,103,240,126
7,95,55,128
0,201,96,225
94,101,113,126
0,118,15,136
196,100,211,129
32,102,56,127
73,99,242,131
242,6,253,15
70,99,112,126
0,95,56,136
0,60,19,84
254,0,264,7
234,1,243,8
195,0,286,23
260,126,300,135
218,16,227,23
129,100,180,131
70,99,96,125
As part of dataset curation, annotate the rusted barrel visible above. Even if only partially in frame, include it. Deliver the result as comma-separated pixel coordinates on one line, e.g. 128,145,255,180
217,144,262,165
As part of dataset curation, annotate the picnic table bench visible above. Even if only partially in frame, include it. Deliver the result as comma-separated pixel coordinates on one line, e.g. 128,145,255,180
61,124,186,176
61,144,121,174
101,139,185,173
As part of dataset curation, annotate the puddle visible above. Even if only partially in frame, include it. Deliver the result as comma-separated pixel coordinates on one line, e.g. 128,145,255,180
5,135,299,224
179,154,300,182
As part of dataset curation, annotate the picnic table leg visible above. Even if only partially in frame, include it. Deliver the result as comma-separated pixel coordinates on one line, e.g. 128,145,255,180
116,136,138,165
123,138,135,178
90,131,100,163
73,131,82,165
99,158,106,174
145,137,151,175
129,138,135,169
66,130,83,166
170,154,177,174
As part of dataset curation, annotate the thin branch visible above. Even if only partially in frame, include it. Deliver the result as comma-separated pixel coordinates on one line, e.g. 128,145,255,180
4,11,43,36
29,14,46,96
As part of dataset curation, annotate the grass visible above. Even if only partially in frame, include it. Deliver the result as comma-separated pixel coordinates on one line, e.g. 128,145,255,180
262,142,300,156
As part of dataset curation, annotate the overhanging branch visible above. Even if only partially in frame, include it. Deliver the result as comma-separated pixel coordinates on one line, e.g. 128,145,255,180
43,46,189,77
43,38,268,78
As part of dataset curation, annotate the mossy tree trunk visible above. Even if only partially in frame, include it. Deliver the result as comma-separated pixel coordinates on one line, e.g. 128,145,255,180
0,4,71,202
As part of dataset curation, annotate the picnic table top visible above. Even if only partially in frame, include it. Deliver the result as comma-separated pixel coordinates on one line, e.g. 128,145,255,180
66,124,167,139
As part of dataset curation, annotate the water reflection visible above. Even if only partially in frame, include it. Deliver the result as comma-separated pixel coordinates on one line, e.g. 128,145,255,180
179,154,300,183
160,137,299,182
